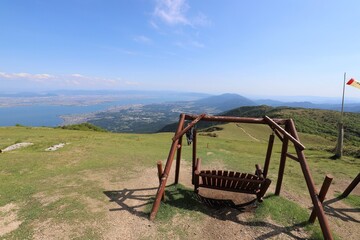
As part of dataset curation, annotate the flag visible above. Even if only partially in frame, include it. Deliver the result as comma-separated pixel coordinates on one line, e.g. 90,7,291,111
347,78,360,90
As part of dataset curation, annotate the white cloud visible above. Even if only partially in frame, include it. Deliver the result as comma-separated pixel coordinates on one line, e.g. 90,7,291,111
134,35,152,44
153,0,210,28
70,73,86,78
0,71,121,89
0,72,54,80
154,0,190,25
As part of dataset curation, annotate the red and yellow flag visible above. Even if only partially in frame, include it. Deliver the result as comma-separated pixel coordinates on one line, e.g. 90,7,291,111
347,78,360,90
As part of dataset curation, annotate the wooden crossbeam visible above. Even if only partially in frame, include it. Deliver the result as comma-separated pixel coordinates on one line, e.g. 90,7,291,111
172,113,206,141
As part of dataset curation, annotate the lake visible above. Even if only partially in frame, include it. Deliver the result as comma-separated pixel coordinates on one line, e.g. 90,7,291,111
0,103,117,127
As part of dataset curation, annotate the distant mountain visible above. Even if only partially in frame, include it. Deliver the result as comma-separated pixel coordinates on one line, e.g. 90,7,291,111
255,99,360,113
193,93,255,112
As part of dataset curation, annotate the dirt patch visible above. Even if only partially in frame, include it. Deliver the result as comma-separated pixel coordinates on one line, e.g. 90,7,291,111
33,192,62,207
0,203,22,237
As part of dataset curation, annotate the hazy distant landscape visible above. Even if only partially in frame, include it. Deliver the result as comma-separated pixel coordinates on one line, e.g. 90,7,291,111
1,90,360,133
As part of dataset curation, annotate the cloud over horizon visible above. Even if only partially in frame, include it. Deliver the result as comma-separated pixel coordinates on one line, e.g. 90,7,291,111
0,71,130,90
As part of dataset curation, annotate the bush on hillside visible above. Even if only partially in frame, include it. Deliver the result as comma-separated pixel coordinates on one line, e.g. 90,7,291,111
57,123,107,132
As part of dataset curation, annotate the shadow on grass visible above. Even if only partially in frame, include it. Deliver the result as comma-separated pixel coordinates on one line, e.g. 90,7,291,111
103,185,316,239
318,196,360,223
158,186,318,240
103,186,159,218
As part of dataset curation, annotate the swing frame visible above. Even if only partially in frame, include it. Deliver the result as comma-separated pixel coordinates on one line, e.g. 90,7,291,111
149,113,333,240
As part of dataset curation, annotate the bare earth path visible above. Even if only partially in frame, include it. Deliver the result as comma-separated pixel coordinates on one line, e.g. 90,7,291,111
94,161,358,240
27,160,359,239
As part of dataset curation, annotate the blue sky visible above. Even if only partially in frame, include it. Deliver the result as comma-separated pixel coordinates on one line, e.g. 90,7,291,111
1,0,360,99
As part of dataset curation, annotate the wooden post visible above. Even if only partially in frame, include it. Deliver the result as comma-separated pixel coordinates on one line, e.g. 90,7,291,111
288,119,333,240
263,133,274,178
192,129,197,184
309,175,333,223
341,173,360,198
150,114,186,221
157,161,165,201
175,136,183,184
275,123,290,195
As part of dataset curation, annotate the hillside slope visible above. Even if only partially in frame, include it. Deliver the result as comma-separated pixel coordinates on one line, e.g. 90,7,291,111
0,125,359,239
159,105,360,156
224,105,360,143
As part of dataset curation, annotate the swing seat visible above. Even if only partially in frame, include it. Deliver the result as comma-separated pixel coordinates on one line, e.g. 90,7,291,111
194,158,271,202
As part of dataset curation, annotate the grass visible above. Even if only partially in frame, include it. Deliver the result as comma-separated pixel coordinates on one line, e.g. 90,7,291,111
145,184,205,222
254,195,327,239
0,123,358,239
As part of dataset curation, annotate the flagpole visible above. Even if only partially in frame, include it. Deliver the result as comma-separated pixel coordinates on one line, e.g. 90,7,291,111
341,72,346,121
335,72,346,158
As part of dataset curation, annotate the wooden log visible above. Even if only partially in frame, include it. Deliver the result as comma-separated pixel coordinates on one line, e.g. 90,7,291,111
263,134,274,178
157,161,165,201
175,136,183,184
185,114,287,125
264,116,305,150
341,173,360,198
275,122,290,195
172,113,206,141
288,119,333,240
286,152,299,162
273,128,284,142
192,129,197,184
150,114,186,221
309,174,333,223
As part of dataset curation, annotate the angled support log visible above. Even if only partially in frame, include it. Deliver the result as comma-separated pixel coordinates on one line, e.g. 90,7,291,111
172,113,206,141
150,114,186,221
288,119,333,240
309,174,333,223
275,122,290,195
341,173,360,198
263,133,274,178
286,152,299,162
264,116,305,151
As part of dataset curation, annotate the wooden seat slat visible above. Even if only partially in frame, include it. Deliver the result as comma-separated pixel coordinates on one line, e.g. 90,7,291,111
211,170,217,186
194,167,271,202
237,173,248,189
217,170,223,187
244,174,255,190
227,171,235,188
222,171,228,188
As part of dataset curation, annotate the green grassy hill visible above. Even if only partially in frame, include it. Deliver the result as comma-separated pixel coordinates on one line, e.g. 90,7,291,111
0,125,359,239
225,105,360,142
160,105,360,157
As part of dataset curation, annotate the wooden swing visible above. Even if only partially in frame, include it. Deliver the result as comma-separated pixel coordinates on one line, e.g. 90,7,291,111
194,159,271,202
150,113,334,240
